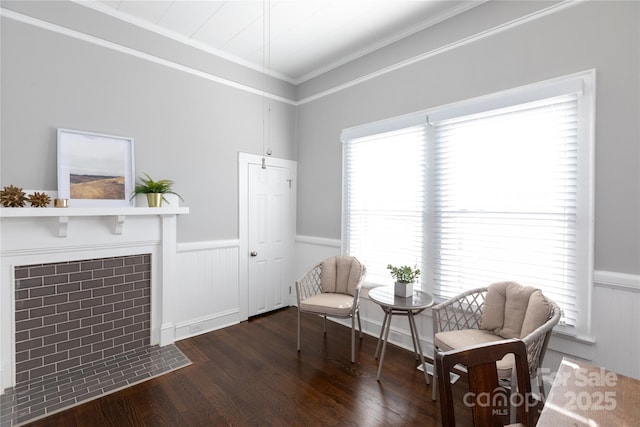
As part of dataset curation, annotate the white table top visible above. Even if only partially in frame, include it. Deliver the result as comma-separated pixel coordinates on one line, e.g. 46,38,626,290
368,286,433,310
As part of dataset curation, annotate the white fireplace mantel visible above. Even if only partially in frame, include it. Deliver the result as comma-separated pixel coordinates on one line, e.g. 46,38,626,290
0,206,189,237
0,206,189,392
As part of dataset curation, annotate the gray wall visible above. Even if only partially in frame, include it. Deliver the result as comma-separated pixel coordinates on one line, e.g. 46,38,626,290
296,0,640,275
2,0,639,275
1,1,297,242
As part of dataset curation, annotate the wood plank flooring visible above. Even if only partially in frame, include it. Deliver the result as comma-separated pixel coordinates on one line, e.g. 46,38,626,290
22,307,481,426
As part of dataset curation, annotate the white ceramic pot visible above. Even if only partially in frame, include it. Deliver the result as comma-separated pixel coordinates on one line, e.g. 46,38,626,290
394,281,413,297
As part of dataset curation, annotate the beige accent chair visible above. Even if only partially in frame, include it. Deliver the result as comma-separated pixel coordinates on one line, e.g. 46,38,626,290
431,281,560,401
296,256,366,363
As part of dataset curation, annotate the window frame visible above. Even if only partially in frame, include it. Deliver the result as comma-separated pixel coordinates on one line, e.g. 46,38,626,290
341,70,595,339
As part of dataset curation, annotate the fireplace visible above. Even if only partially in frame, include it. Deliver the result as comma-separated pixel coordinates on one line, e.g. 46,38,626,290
14,255,152,384
0,207,188,393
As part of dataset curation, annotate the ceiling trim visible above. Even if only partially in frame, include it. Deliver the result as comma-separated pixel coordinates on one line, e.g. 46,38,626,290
293,0,486,84
72,0,297,85
0,8,296,106
296,0,579,105
74,1,487,86
2,1,578,107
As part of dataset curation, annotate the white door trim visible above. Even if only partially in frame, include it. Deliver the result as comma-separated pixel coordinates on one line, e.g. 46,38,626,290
238,152,297,321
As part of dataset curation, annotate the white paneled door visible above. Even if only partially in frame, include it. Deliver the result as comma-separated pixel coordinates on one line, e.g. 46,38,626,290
246,159,296,317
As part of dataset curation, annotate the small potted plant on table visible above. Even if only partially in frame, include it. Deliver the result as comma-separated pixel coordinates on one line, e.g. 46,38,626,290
131,173,183,207
387,264,421,297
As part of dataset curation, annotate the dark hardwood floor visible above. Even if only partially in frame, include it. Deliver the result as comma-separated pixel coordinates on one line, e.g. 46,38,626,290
23,307,481,426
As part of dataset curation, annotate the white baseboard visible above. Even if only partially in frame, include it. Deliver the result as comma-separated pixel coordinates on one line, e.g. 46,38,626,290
174,310,241,341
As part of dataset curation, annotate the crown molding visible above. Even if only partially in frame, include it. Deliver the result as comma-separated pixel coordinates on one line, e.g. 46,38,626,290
0,8,297,106
2,0,579,107
292,0,487,85
71,0,297,85
296,0,580,105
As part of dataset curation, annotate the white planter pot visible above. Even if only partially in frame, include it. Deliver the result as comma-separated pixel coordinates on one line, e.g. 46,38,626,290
394,281,413,297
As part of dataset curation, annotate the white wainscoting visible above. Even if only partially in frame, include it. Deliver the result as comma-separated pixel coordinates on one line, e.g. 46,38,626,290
589,273,640,378
170,235,341,343
292,236,640,380
173,240,241,341
170,236,639,380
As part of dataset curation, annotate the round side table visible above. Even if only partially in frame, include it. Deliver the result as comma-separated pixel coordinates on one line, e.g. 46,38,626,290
368,286,434,384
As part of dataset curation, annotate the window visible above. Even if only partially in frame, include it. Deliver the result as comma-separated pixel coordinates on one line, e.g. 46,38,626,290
342,71,594,337
342,121,427,285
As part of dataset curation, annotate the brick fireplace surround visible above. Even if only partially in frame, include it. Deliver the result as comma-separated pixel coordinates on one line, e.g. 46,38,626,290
0,207,190,426
14,255,152,384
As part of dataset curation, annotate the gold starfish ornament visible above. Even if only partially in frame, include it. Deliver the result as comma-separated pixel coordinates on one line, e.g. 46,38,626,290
27,192,52,207
0,185,27,207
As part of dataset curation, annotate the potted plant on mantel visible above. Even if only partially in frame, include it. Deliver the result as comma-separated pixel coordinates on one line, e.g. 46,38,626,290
387,264,421,297
131,173,183,207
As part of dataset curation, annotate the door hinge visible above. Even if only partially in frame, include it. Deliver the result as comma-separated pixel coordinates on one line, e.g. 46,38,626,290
289,286,292,294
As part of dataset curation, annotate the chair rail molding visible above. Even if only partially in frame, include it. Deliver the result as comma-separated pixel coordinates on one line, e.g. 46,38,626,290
594,270,640,292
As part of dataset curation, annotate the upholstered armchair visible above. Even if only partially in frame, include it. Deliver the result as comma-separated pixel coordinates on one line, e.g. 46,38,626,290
295,256,366,363
431,281,561,401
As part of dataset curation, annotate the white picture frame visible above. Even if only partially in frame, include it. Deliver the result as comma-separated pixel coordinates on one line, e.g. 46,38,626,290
57,128,135,207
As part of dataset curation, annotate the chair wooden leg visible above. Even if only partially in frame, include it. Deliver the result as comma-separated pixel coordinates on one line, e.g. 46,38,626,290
323,316,327,334
357,311,363,339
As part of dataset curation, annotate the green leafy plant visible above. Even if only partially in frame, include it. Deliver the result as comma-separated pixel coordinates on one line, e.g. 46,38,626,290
131,173,183,201
387,264,421,284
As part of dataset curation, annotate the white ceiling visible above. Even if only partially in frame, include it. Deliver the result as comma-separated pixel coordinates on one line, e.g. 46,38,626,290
84,0,482,84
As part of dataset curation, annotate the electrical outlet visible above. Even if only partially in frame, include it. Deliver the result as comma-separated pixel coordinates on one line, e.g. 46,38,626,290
189,323,204,333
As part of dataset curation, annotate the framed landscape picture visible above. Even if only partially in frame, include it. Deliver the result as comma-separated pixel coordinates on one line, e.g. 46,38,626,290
57,128,135,207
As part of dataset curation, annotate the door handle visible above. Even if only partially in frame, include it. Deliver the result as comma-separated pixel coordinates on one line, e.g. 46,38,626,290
250,251,258,257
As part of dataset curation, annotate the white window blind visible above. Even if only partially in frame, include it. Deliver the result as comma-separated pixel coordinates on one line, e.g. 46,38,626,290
343,125,426,285
341,71,594,336
430,94,581,326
